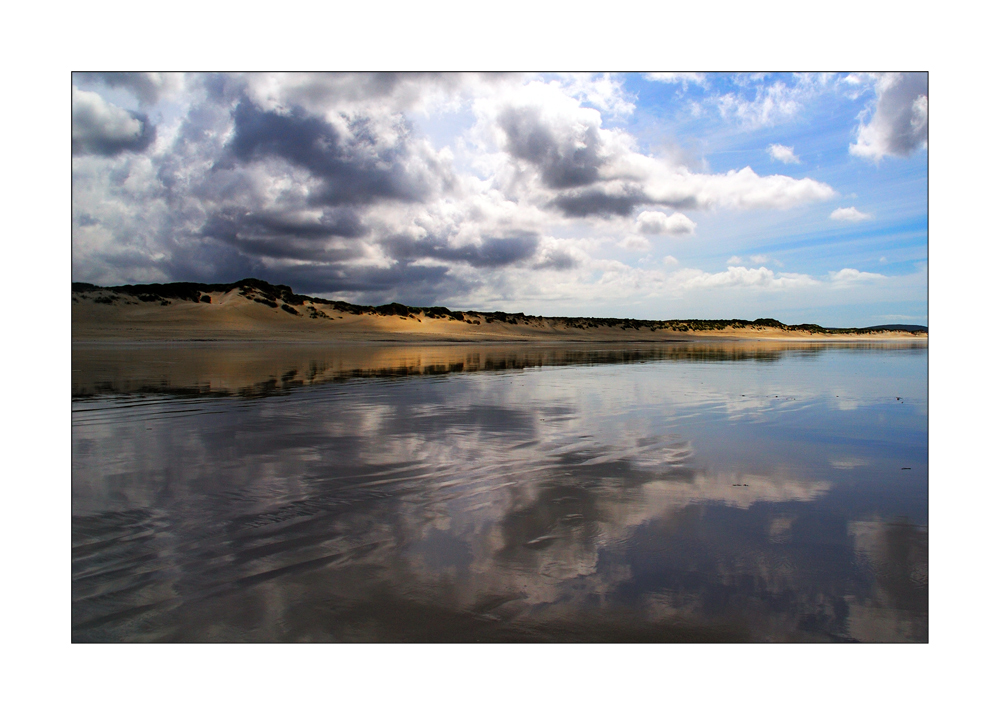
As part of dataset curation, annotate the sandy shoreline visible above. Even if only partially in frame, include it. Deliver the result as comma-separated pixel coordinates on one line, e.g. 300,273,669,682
73,285,927,345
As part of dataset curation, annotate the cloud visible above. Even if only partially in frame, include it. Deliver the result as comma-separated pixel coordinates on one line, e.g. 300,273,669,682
620,235,651,251
850,73,928,161
71,73,859,310
241,71,480,116
560,73,635,117
830,206,873,222
549,185,645,217
497,100,609,190
487,82,637,200
729,254,782,268
269,261,467,306
635,210,696,236
479,79,835,218
715,80,802,129
709,74,840,131
75,72,186,106
829,268,886,284
383,233,540,268
645,72,707,87
72,87,156,156
767,144,800,164
200,207,370,261
669,266,818,291
222,99,452,206
533,243,580,270
662,255,678,267
642,166,835,211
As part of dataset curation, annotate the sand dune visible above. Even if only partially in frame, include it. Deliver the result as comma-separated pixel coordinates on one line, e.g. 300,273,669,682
72,282,928,344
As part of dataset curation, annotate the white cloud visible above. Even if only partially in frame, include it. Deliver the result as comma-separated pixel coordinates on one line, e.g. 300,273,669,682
474,79,836,218
830,206,873,222
561,72,635,117
709,74,841,131
644,72,707,87
641,166,835,211
715,81,802,129
669,266,818,291
635,210,696,236
620,234,651,251
662,255,678,267
660,262,893,296
850,72,928,161
767,144,800,164
829,268,886,284
730,255,783,269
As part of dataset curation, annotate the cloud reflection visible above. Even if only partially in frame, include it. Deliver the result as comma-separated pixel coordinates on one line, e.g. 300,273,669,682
72,342,927,641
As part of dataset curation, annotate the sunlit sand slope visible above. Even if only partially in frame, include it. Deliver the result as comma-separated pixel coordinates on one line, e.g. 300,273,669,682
72,280,928,343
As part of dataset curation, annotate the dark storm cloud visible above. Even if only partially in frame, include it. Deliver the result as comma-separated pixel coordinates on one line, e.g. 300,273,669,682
221,100,439,206
72,91,156,156
534,249,578,271
497,105,605,189
382,233,539,268
201,209,369,261
252,209,366,238
254,261,473,307
550,185,646,217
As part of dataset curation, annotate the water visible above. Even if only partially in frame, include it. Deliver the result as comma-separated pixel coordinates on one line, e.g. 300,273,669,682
72,341,928,642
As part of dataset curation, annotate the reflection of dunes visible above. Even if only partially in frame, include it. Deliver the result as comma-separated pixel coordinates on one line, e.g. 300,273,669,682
72,340,927,397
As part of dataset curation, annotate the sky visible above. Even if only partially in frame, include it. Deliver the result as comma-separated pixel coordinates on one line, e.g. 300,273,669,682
71,72,928,327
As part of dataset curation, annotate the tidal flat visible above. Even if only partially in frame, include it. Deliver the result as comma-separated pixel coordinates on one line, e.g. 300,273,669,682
72,341,927,642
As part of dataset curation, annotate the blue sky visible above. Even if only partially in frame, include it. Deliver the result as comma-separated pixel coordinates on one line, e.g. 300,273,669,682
71,72,927,327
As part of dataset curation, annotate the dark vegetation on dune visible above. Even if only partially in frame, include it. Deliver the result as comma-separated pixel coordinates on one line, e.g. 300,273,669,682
860,324,928,333
72,278,927,335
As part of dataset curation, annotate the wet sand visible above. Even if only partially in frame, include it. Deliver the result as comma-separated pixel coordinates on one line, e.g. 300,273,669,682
72,340,928,399
73,340,928,642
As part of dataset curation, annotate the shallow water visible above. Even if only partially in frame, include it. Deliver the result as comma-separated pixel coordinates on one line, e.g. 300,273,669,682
72,341,927,642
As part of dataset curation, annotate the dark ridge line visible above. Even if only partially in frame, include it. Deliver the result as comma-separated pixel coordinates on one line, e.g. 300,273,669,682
71,278,928,335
